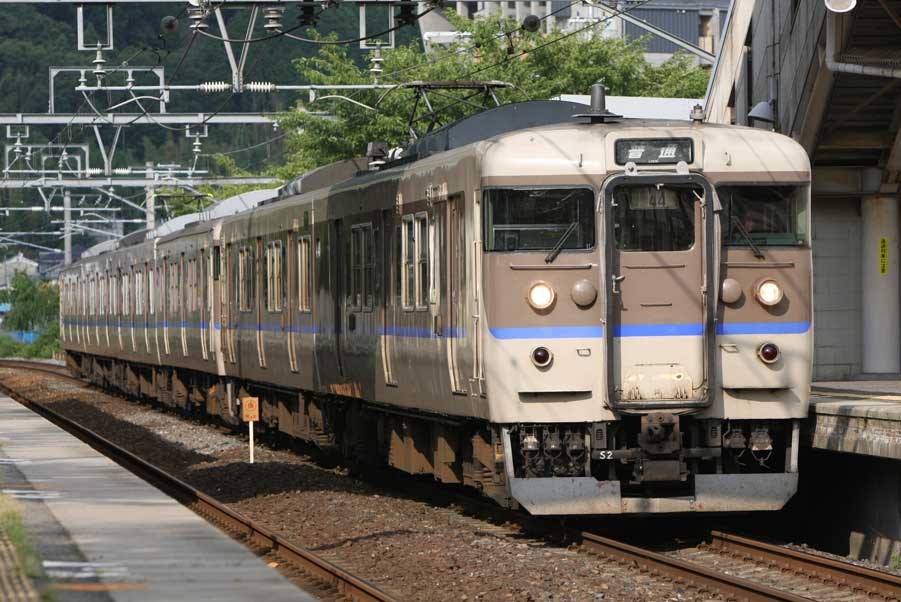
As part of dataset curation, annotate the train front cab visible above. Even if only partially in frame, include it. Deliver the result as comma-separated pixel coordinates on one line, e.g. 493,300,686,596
483,127,812,514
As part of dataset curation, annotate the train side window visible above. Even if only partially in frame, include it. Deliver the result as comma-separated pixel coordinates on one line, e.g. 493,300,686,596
350,226,362,310
364,226,374,310
110,274,116,316
401,215,415,310
124,270,131,317
415,212,430,310
212,246,221,281
149,268,155,316
192,258,196,312
89,276,95,317
350,224,373,312
238,246,254,312
299,235,312,312
265,241,283,312
99,275,105,317
136,269,144,316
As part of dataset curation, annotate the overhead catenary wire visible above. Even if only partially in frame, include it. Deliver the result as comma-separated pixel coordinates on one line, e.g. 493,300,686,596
200,132,288,157
192,5,434,46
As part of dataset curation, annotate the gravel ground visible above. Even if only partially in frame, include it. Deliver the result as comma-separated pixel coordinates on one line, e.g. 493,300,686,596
0,369,731,602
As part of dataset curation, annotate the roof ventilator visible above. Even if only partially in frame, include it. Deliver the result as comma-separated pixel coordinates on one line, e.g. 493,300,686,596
573,83,621,124
367,141,389,170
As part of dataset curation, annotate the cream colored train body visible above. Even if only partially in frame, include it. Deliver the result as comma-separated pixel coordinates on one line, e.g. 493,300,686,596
60,101,812,514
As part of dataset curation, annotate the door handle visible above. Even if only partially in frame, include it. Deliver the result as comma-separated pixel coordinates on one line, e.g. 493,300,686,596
611,275,625,294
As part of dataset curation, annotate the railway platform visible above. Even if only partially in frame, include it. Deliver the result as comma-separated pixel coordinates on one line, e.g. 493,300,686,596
808,380,901,460
0,395,315,601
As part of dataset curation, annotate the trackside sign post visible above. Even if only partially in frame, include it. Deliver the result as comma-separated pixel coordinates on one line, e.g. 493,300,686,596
242,396,259,464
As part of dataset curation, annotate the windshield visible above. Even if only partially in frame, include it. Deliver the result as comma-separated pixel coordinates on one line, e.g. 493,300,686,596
718,185,808,246
484,188,595,252
612,184,699,252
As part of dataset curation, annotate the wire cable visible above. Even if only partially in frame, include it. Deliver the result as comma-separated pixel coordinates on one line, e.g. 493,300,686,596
200,132,288,157
193,5,433,46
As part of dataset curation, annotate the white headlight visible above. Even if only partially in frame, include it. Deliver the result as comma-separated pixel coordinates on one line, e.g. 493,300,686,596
528,281,556,310
755,279,783,306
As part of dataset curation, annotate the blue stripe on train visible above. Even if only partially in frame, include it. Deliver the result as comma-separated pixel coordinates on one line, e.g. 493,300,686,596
489,321,812,339
64,319,811,339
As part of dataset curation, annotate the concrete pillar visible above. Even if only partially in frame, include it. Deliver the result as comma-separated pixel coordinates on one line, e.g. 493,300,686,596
862,195,900,373
63,189,72,266
144,161,155,232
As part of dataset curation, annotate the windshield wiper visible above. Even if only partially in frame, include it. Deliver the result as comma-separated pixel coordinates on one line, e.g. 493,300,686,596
545,222,578,263
730,214,765,259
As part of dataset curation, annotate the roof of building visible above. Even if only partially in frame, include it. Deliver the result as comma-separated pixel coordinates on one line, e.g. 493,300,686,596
557,94,702,121
1,253,38,268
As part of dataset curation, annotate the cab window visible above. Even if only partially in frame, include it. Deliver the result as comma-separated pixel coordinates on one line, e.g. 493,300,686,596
718,185,808,246
484,188,595,252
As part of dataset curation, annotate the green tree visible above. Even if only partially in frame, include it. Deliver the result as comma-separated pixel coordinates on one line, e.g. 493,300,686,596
277,13,711,174
4,272,59,332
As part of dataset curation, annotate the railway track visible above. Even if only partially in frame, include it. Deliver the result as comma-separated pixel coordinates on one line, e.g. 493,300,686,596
0,359,400,602
3,359,900,602
575,529,901,602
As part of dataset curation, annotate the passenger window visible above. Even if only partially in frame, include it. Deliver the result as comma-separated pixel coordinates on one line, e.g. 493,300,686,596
136,270,144,316
402,216,415,309
612,184,697,252
124,271,131,316
265,241,283,312
99,275,105,316
415,213,430,309
299,236,312,312
350,224,374,312
238,246,254,312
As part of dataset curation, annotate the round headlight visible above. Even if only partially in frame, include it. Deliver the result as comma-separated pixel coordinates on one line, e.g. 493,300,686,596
528,281,556,310
755,279,783,307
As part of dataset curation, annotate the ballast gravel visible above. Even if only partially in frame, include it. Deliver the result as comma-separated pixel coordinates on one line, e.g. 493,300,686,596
0,368,726,602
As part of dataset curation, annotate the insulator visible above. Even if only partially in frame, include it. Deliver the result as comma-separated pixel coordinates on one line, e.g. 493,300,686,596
85,167,103,176
92,44,106,80
198,81,230,93
370,47,383,83
188,7,208,31
263,6,285,32
12,138,22,156
112,167,132,175
192,139,202,155
246,81,275,93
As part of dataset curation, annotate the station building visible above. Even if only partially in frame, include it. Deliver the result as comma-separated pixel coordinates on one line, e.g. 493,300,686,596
706,0,901,380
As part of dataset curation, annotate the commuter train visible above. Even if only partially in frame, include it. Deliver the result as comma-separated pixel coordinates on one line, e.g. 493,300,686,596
60,93,812,514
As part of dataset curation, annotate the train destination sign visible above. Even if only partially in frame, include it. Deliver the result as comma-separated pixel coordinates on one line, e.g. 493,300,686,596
615,138,693,165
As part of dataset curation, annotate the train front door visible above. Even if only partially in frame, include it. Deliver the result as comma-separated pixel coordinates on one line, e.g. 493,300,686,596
603,176,714,410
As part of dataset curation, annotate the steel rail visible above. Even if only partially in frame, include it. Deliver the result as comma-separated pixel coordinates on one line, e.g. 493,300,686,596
709,531,901,601
576,531,814,602
0,360,400,602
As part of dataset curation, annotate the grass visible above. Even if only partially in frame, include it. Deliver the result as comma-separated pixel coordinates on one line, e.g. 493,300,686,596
0,494,41,578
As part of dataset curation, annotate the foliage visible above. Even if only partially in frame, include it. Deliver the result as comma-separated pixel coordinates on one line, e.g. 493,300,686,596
277,13,711,174
3,272,59,332
0,494,42,578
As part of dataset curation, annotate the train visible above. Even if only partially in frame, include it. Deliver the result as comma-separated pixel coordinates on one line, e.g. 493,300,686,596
60,88,812,514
